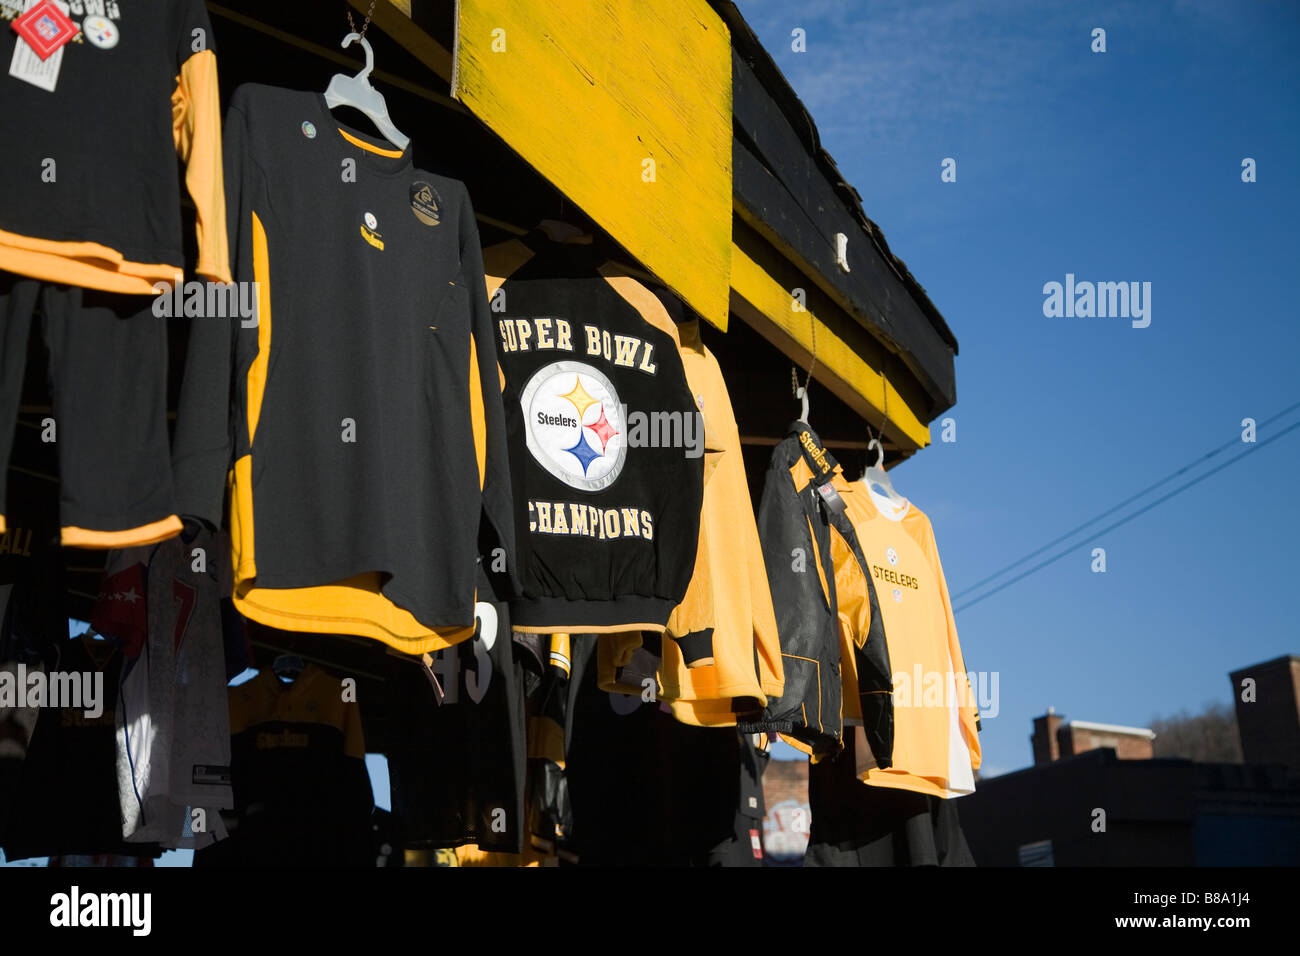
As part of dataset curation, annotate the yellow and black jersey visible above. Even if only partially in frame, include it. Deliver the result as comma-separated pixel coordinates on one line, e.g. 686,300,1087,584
744,423,894,765
195,665,373,867
662,320,784,722
172,84,516,654
0,0,228,292
483,233,704,635
836,481,980,797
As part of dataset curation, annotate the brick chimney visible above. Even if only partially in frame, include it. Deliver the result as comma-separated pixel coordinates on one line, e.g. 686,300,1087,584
1057,720,1155,760
1031,708,1063,765
1229,655,1300,774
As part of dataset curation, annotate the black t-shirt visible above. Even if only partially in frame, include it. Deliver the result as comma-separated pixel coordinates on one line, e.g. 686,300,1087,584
484,236,705,633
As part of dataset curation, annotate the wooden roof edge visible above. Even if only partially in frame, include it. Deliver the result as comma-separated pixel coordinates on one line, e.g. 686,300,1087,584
707,0,960,356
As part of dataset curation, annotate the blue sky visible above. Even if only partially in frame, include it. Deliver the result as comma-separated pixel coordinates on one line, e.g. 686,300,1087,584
738,0,1300,776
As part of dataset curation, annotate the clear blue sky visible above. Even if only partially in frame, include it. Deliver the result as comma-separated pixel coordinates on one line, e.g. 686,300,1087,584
739,0,1300,776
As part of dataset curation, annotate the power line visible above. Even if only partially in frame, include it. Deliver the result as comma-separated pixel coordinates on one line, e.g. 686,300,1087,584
953,416,1300,615
951,400,1300,600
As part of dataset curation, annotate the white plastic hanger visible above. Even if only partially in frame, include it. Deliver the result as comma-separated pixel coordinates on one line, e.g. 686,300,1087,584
862,433,907,509
792,367,811,423
323,32,410,151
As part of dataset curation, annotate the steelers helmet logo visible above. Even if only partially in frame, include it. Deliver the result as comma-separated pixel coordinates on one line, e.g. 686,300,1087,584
83,16,119,49
520,361,626,492
886,547,899,566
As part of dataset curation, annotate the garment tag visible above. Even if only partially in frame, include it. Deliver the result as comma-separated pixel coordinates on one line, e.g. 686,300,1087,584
191,764,233,786
816,480,847,517
8,0,73,91
750,829,763,859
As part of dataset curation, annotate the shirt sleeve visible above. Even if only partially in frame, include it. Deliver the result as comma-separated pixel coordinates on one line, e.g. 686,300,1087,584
171,100,248,526
461,187,521,600
171,0,229,284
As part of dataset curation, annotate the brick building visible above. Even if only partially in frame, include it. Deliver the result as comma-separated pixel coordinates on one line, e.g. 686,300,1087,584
1229,655,1300,774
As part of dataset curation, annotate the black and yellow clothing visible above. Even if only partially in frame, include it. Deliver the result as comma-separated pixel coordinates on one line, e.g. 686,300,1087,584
0,277,182,546
173,84,516,653
805,726,974,867
0,0,228,293
195,665,372,867
745,422,893,764
387,571,528,854
661,319,784,723
483,234,704,635
835,480,980,797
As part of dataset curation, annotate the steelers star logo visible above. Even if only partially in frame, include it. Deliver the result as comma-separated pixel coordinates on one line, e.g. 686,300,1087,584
886,547,899,566
83,16,119,49
520,361,626,491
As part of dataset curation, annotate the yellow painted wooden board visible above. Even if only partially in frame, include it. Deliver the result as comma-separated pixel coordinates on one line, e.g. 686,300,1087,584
730,242,931,450
452,0,733,330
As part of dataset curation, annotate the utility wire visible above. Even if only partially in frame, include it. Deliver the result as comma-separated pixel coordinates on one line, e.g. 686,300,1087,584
953,416,1300,614
952,400,1300,600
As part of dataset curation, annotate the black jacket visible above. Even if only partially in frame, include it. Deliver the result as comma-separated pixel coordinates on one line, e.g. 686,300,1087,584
740,423,893,765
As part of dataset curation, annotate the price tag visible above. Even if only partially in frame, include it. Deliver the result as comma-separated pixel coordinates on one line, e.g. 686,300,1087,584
8,0,75,91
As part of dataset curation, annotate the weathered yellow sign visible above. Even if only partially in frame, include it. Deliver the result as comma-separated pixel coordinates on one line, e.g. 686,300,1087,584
453,0,733,329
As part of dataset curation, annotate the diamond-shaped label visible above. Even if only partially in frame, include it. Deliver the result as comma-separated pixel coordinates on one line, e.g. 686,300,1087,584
12,0,78,61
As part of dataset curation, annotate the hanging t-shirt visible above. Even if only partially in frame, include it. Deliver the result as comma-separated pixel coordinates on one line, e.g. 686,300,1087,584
1,634,161,862
92,529,234,849
836,480,980,797
0,0,228,292
387,575,527,854
172,83,516,654
195,664,373,867
483,233,704,635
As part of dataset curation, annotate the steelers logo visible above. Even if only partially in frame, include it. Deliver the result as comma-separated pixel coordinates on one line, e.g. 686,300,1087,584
520,361,626,492
886,547,899,566
364,212,378,230
83,16,119,50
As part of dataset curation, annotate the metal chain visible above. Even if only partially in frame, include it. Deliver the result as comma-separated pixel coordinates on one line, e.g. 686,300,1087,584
346,0,377,38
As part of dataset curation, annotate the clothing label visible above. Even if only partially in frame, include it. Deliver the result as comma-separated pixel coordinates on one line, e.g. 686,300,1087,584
410,180,442,226
191,764,233,786
12,0,76,58
750,829,763,859
8,0,71,90
816,480,847,517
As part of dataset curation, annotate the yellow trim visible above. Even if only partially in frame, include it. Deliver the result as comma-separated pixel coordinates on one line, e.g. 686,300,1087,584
777,733,814,758
469,335,486,490
336,127,405,158
730,242,931,450
598,268,681,345
61,515,183,549
247,212,273,443
0,516,5,535
233,581,476,655
511,622,666,635
173,50,232,285
0,230,181,295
